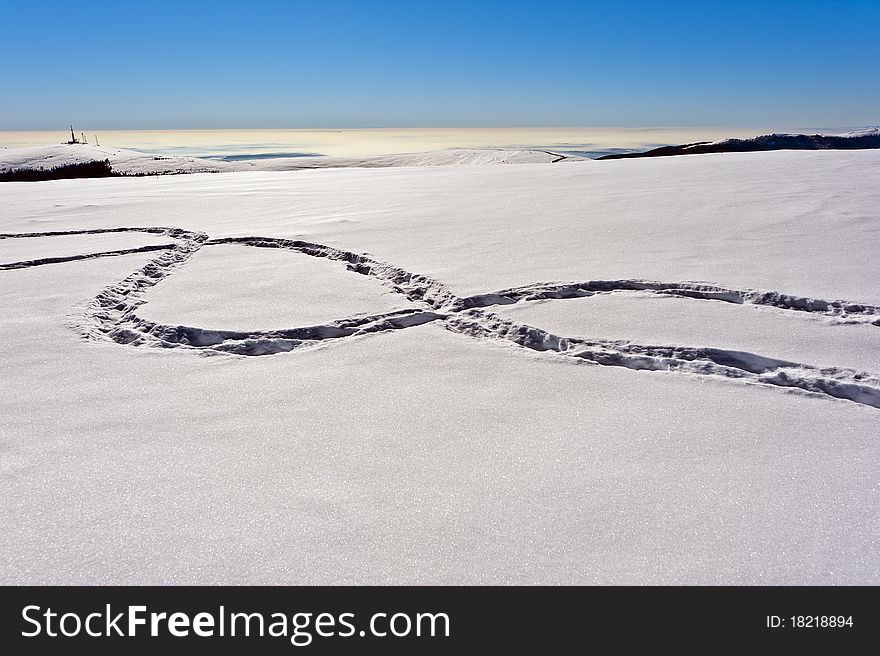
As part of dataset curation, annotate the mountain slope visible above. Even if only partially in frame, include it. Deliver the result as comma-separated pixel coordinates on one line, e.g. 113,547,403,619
598,128,880,160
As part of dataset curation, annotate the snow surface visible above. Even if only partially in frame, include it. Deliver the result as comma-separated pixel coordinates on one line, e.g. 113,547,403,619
139,244,415,330
1,149,878,584
3,148,872,304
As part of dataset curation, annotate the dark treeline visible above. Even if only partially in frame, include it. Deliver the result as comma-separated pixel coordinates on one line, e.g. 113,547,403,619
0,159,118,182
597,132,880,160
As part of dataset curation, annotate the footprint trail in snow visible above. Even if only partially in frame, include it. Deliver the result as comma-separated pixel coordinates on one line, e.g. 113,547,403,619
2,227,879,409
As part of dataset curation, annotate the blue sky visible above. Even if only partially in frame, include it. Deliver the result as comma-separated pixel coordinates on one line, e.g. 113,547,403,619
2,0,878,129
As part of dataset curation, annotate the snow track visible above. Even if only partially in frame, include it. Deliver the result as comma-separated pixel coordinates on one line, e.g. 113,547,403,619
2,227,879,409
462,280,880,324
0,243,177,270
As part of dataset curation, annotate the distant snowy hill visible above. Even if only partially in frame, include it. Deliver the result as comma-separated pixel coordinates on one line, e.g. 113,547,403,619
246,148,574,169
0,143,577,179
598,128,880,159
0,143,235,176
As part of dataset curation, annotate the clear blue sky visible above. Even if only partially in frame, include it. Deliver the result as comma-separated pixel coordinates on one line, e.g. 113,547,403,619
3,0,878,129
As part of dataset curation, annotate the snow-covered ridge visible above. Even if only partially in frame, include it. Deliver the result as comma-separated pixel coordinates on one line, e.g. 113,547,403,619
701,127,880,149
0,143,576,178
838,127,880,138
598,128,880,160
247,148,572,169
0,143,235,176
